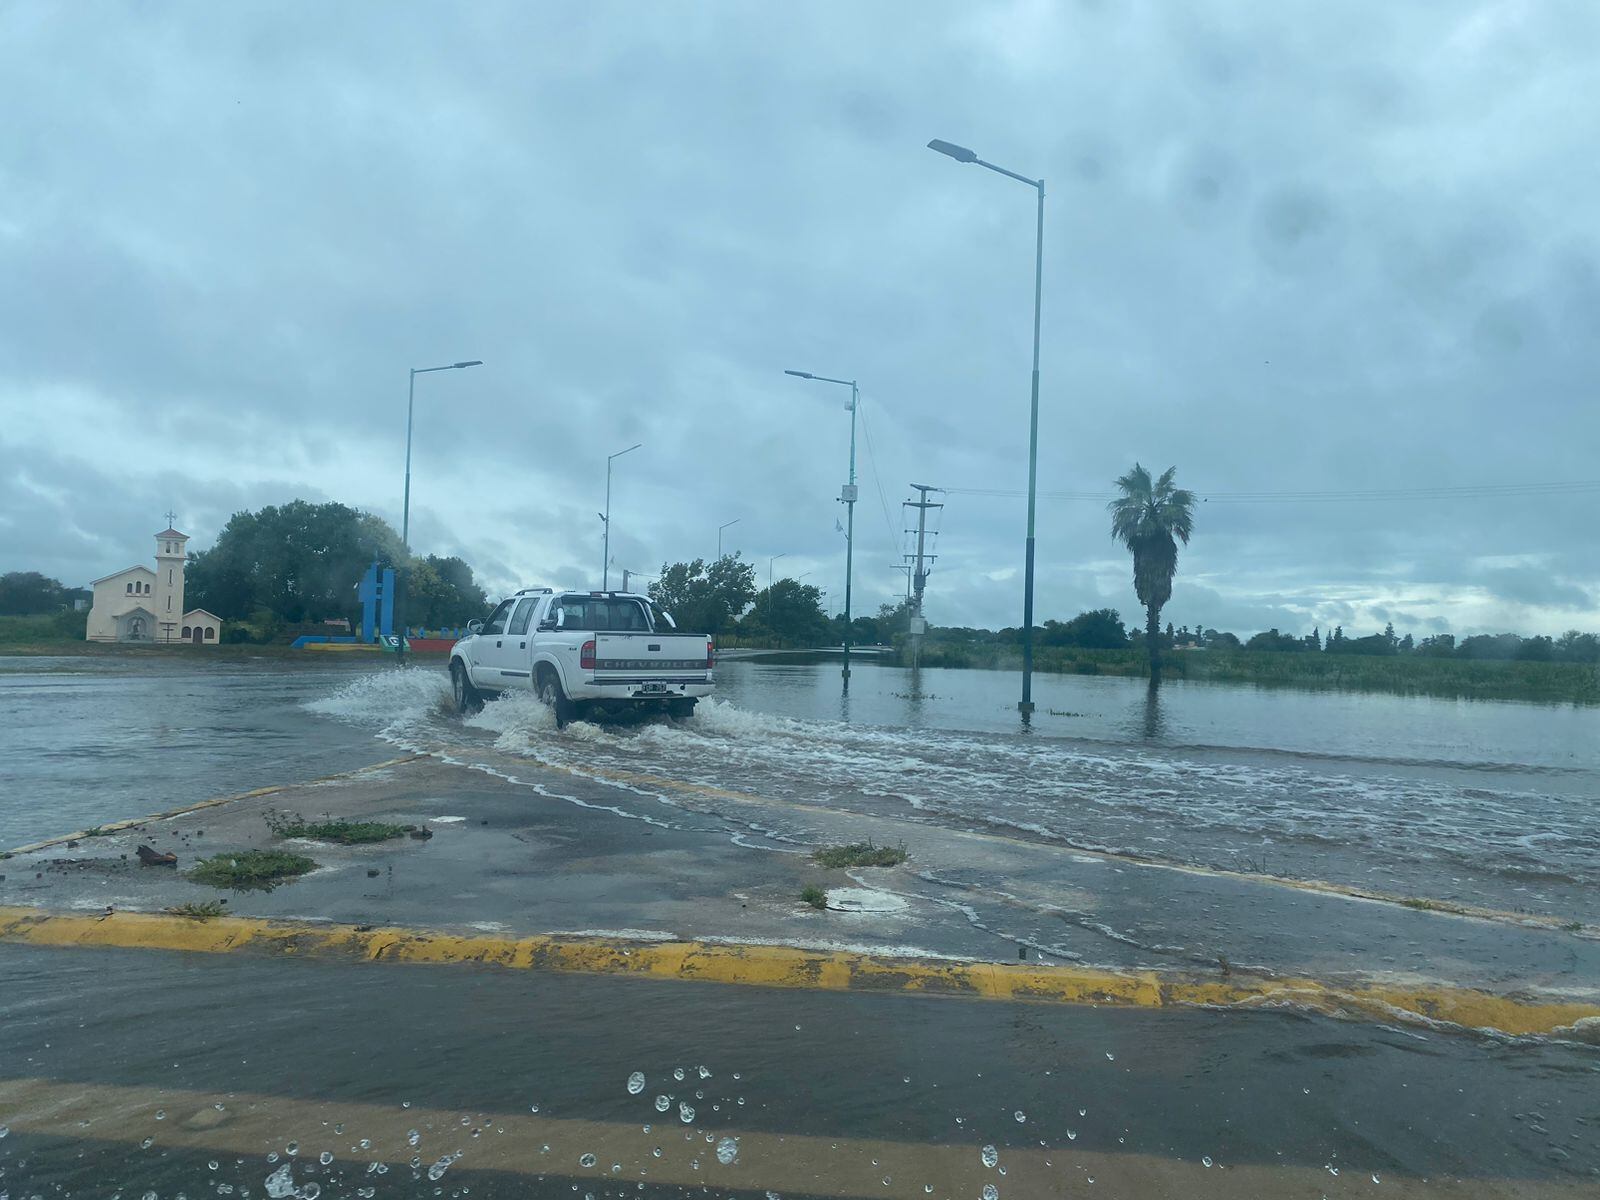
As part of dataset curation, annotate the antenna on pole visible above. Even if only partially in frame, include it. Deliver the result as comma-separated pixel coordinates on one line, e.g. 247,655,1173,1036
902,484,944,669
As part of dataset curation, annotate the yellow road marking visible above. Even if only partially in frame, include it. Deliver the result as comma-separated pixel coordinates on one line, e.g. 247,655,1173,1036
0,1074,1591,1198
1,756,424,856
2,905,1595,1037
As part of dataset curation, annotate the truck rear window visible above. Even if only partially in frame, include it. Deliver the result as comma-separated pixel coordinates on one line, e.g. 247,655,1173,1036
557,596,652,632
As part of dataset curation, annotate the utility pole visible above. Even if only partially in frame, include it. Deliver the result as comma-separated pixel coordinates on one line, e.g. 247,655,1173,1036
902,484,943,668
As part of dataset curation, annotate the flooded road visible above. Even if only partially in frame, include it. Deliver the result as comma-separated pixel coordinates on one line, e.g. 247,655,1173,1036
6,654,1599,921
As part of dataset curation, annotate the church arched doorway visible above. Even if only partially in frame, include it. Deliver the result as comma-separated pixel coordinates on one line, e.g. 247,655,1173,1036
191,626,204,644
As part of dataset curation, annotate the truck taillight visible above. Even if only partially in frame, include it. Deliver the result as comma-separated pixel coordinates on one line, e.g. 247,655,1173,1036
581,639,596,670
706,638,714,669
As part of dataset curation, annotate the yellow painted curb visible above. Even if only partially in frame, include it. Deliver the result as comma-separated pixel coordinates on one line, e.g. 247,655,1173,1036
2,905,1596,1038
2,755,425,856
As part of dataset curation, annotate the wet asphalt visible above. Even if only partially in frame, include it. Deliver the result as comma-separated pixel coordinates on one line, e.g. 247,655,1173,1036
2,941,1597,1198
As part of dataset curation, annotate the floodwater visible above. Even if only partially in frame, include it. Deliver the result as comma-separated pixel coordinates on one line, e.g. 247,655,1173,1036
4,654,1598,920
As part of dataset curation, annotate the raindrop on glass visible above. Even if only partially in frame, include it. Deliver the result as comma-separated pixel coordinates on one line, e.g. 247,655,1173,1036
1067,1130,1078,1141
627,1071,646,1095
358,1138,371,1150
579,1153,597,1169
697,1066,711,1079
156,1110,166,1120
982,1185,999,1200
299,1185,322,1200
209,1161,219,1171
655,1095,671,1113
263,1162,295,1199
653,1148,662,1158
319,1151,333,1166
678,1102,695,1124
981,1145,999,1168
141,1136,155,1149
1079,1108,1087,1117
1105,1052,1114,1061
1014,1110,1026,1123
407,1130,421,1147
285,1141,298,1157
715,1137,738,1165
1202,1156,1213,1168
529,1104,539,1113
673,1068,686,1082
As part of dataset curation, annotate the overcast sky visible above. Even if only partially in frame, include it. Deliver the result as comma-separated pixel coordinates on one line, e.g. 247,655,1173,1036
3,1,1598,638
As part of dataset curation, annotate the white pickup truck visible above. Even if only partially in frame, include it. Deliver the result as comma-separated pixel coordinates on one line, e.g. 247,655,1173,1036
448,588,713,725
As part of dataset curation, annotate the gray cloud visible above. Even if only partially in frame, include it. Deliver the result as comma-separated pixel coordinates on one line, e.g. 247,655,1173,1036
2,1,1597,640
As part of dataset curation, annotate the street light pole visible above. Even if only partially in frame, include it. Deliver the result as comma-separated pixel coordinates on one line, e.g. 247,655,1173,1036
399,359,482,662
767,553,787,595
928,136,1045,717
784,369,858,690
718,519,740,560
602,442,642,589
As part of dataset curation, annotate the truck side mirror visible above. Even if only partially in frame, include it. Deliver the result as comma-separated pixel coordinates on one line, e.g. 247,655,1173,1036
466,619,484,635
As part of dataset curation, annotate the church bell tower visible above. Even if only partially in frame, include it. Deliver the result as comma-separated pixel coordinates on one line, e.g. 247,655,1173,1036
154,512,190,642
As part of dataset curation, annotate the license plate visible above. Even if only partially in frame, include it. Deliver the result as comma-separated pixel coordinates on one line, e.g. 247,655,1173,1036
638,683,668,694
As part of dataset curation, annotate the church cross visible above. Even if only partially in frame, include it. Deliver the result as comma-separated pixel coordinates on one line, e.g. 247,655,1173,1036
164,509,178,528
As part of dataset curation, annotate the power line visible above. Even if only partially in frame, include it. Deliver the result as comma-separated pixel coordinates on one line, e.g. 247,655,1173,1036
943,480,1600,505
855,399,902,557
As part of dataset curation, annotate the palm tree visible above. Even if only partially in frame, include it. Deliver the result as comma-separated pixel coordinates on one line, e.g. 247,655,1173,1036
1108,464,1196,679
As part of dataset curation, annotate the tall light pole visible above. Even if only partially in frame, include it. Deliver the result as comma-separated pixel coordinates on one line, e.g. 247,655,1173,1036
399,359,482,662
785,369,858,689
602,442,642,589
928,136,1045,717
767,553,787,595
718,519,741,559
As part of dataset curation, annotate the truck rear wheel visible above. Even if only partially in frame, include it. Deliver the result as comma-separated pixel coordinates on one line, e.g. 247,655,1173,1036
538,672,576,729
450,661,484,715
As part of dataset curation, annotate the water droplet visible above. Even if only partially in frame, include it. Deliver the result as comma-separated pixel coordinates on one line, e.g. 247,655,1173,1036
334,1124,344,1135
673,1068,686,1081
652,1148,662,1158
627,1071,646,1095
1066,1129,1078,1141
1202,1156,1213,1168
715,1137,739,1165
1105,1052,1114,1061
767,1193,783,1200
319,1151,333,1166
678,1102,695,1124
925,1188,934,1195
982,1185,999,1200
209,1161,219,1171
737,1096,746,1106
141,1136,155,1149
655,1094,670,1112
1372,1174,1382,1184
1014,1110,1026,1123
579,1153,597,1169
981,1144,999,1168
460,1115,471,1126
0,1124,8,1137
428,1151,462,1180
697,1065,711,1079
299,1184,322,1200
695,1089,704,1100
155,1110,166,1120
264,1162,295,1199
1079,1108,1087,1117
358,1137,371,1149
529,1103,539,1113
267,1150,279,1163
402,1101,412,1108
285,1141,298,1157
409,1155,420,1168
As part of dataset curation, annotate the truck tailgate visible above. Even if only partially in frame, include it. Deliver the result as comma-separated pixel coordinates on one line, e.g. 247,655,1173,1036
592,633,710,678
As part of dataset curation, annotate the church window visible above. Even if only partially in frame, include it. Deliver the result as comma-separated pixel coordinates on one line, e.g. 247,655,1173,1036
126,583,133,594
182,626,191,638
204,626,215,640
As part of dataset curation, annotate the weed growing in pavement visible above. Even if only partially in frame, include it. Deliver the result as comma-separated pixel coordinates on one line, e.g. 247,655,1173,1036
812,840,908,869
265,810,409,845
166,900,226,920
800,885,828,910
187,849,317,891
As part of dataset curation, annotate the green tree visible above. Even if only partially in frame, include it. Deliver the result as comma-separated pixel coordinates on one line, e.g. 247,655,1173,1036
186,500,410,625
1245,628,1306,652
408,555,488,628
1555,630,1600,663
1108,464,1196,679
738,578,830,647
0,571,68,615
649,554,757,635
1040,608,1129,649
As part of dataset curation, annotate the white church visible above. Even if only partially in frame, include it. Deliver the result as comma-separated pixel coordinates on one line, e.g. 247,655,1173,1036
86,521,223,645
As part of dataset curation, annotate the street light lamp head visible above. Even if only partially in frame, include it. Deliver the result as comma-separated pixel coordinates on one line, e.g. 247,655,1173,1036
452,360,483,369
928,139,977,163
783,369,815,379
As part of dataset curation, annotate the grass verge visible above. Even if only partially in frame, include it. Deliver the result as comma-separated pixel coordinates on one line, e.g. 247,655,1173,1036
187,849,317,891
813,841,908,869
800,885,828,910
266,810,409,844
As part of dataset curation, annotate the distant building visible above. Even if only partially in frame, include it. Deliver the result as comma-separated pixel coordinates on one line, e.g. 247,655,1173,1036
85,524,223,645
